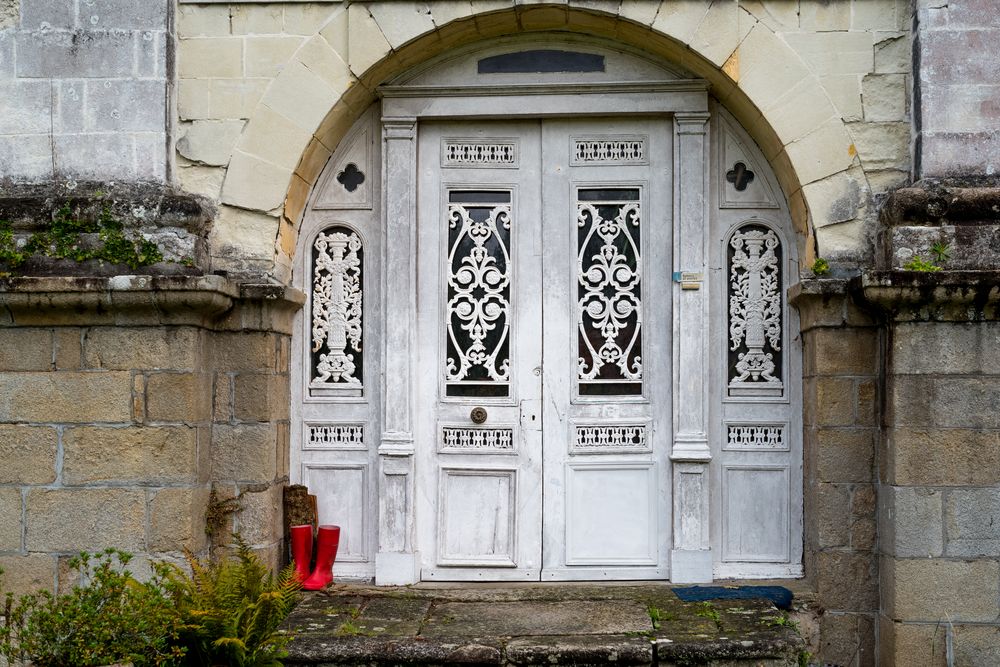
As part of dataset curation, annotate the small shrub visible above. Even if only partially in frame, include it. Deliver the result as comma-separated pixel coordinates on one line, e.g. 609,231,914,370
929,241,951,264
902,255,942,272
169,536,301,667
810,257,830,276
0,549,185,667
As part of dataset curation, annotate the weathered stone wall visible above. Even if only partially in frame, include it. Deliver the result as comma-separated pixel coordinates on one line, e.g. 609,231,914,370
793,282,881,666
0,0,171,182
0,276,300,595
914,0,1000,177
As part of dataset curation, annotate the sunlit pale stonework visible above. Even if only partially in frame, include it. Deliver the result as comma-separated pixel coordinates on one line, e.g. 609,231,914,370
1,1,999,665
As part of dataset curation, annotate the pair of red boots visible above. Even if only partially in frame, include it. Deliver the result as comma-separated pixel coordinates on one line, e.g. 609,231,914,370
290,524,340,590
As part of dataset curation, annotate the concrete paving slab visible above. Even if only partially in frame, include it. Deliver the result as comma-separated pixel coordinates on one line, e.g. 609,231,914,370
421,600,653,638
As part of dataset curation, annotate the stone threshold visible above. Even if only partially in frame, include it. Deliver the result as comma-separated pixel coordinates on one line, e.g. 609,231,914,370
283,583,807,666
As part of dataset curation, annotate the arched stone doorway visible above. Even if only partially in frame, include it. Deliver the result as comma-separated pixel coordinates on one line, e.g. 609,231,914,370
290,35,802,585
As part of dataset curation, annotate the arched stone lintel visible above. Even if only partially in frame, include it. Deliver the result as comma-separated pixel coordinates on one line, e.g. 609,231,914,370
218,3,869,277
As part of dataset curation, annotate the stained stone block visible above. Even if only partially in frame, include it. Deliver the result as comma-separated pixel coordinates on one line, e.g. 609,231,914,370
53,133,137,179
0,133,53,181
0,425,58,485
149,487,210,552
0,372,132,423
62,425,200,485
882,486,943,557
945,488,1000,557
75,0,168,31
0,80,51,135
211,423,278,483
85,79,166,133
19,0,75,30
815,551,878,612
0,555,55,596
16,29,136,78
83,327,201,371
146,372,212,422
886,558,1000,622
890,428,1000,486
26,488,146,552
0,487,23,551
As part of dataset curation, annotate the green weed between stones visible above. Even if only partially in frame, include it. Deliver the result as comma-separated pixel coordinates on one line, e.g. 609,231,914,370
0,203,167,273
810,257,831,276
693,602,722,630
0,537,301,667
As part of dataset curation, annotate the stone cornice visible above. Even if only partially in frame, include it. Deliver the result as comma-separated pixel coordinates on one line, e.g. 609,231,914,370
857,271,1000,322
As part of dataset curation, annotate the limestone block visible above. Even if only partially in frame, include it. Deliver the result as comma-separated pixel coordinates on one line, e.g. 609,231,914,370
880,620,947,667
136,30,167,79
919,29,999,85
0,328,53,370
815,551,878,612
814,428,875,484
814,483,850,548
851,0,899,30
296,35,355,96
76,0,167,30
177,4,232,38
784,117,857,185
862,73,907,122
819,613,876,667
178,78,211,120
0,425,58,485
953,626,1000,667
345,3,393,77
294,135,333,184
784,31,875,76
177,119,246,167
211,423,278,483
235,484,283,544
233,372,289,423
429,1,475,27
618,0,658,26
0,134,53,181
736,25,812,114
77,78,165,133
368,1,436,49
62,425,200,485
246,35,304,78
83,327,201,370
800,0,850,31
922,83,1000,133
945,488,1000,558
177,161,226,199
19,0,75,29
259,61,342,137
688,2,741,67
208,203,282,265
221,150,293,213
815,219,865,259
318,7,349,61
739,1,799,32
650,1,709,45
0,487,22,551
210,78,270,120
0,372,132,423
0,555,55,596
813,376,855,426
892,322,1000,376
0,31,13,77
283,4,340,35
230,4,283,35
214,372,233,423
146,372,212,422
805,325,877,376
211,331,279,373
763,77,839,146
884,486,943,557
149,487,209,552
820,74,864,122
238,106,317,175
887,558,999,622
802,167,865,229
26,488,146,552
0,80,51,135
15,29,135,78
54,133,141,180
178,38,243,79
874,31,910,73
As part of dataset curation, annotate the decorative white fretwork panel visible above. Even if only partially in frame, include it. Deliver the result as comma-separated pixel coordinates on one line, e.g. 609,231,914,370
577,188,643,396
443,140,518,167
311,227,364,392
573,425,649,453
305,423,365,450
724,423,787,451
440,427,515,452
445,191,513,398
727,224,783,397
572,136,648,165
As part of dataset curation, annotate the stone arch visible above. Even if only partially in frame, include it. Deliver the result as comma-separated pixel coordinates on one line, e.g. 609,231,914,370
218,2,869,279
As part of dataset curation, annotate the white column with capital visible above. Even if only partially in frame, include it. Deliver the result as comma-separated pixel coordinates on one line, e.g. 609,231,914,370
670,112,713,583
376,116,418,584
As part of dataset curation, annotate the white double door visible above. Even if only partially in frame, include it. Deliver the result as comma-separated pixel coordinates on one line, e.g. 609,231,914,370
415,118,673,581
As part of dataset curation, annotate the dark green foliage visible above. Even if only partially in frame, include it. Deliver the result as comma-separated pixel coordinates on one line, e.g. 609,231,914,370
0,549,185,667
0,220,27,269
170,536,301,667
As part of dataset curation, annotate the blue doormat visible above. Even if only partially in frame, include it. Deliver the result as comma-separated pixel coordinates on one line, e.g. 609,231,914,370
672,585,793,610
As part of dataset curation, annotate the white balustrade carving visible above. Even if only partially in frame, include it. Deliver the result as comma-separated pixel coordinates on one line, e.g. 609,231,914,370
575,425,647,450
726,424,785,450
308,423,365,448
444,141,517,166
312,228,363,386
442,427,514,450
577,193,642,393
573,139,646,164
728,226,782,389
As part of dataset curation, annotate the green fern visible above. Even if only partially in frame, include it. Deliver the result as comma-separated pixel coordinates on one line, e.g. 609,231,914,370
168,535,301,667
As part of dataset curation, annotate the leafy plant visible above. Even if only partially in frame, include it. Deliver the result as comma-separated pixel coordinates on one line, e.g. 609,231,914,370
0,549,185,667
902,255,943,272
810,257,830,276
0,221,27,269
929,241,951,264
169,535,301,667
694,601,722,629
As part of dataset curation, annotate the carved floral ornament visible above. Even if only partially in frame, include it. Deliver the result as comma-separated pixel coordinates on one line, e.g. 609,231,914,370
727,224,783,394
311,227,364,388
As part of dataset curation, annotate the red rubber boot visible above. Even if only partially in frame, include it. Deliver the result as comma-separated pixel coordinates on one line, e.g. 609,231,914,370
302,525,340,591
289,524,313,583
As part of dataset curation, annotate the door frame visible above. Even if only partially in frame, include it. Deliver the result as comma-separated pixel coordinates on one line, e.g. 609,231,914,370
375,80,715,585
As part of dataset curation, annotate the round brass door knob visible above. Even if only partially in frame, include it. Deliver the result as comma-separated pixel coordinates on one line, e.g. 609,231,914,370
470,407,488,424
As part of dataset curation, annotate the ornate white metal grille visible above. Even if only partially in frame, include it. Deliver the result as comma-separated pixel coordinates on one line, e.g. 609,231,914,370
445,191,512,397
444,141,517,166
726,424,785,450
575,425,647,450
311,227,363,388
572,138,646,165
441,427,514,450
577,189,642,395
307,423,365,448
728,225,782,392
